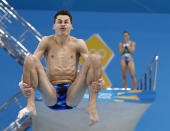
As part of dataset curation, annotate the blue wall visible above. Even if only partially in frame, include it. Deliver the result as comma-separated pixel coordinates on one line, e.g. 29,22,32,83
0,10,170,130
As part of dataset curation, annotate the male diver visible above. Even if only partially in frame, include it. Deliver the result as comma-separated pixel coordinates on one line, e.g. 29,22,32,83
18,10,104,126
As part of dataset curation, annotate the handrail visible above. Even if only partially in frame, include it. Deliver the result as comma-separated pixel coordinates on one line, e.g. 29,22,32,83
0,0,43,57
0,1,42,130
153,56,159,91
137,55,159,91
0,91,23,113
0,0,43,65
0,33,30,65
0,0,42,41
0,91,32,131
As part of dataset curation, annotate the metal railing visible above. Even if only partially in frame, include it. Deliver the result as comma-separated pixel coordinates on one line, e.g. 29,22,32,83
0,0,42,40
0,91,23,113
0,0,43,130
0,91,32,131
0,0,43,65
0,33,30,65
136,55,159,91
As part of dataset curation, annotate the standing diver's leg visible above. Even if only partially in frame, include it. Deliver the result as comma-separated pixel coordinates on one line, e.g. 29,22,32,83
66,54,103,126
128,59,136,90
121,58,128,89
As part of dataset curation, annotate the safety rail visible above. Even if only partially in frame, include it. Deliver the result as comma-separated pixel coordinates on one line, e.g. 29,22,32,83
0,0,42,54
136,55,159,91
0,91,32,131
0,0,43,130
0,32,29,65
0,91,23,113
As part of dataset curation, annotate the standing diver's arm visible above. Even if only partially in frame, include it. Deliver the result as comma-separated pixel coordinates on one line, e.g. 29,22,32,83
119,42,125,55
127,42,135,54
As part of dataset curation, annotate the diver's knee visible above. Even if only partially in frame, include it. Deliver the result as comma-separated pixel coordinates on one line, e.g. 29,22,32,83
24,55,34,67
130,74,135,79
122,75,126,80
132,75,136,80
88,54,101,61
88,54,102,66
24,55,40,67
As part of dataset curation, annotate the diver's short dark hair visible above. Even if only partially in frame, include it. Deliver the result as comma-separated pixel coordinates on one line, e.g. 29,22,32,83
54,10,72,24
123,31,130,35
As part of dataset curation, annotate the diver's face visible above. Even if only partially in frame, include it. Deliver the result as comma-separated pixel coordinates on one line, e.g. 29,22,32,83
123,33,130,41
53,15,73,36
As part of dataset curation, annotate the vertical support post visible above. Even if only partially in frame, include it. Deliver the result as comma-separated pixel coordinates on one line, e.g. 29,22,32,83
144,72,147,90
149,64,152,90
153,56,159,91
140,78,143,90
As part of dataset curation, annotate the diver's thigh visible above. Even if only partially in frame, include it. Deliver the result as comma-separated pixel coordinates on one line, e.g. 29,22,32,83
121,59,127,74
37,68,57,106
128,60,135,75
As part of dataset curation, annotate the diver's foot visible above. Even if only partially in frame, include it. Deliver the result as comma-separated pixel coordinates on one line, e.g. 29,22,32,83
17,106,36,119
88,105,98,126
124,87,128,90
132,87,137,90
89,109,98,126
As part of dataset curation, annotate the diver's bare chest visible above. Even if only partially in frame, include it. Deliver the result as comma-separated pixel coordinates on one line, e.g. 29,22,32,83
47,43,77,59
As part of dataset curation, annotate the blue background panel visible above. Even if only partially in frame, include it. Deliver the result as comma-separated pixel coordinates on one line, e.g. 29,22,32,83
0,9,170,131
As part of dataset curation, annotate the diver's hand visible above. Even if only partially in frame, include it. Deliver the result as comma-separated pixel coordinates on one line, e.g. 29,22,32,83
90,78,105,93
19,81,34,98
123,43,129,48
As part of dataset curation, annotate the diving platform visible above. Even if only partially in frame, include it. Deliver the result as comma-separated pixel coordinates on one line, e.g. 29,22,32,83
32,89,155,131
